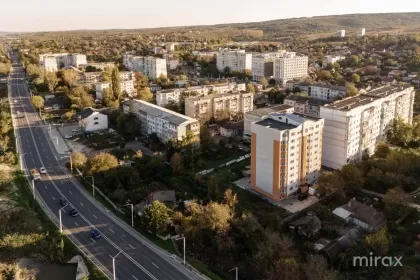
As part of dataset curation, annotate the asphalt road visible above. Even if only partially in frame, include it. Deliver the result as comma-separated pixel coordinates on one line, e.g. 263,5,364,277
9,58,200,280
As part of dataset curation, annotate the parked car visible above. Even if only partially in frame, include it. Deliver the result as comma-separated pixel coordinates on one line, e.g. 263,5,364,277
64,134,72,139
69,209,79,217
91,229,102,240
60,198,68,207
298,192,309,201
71,128,81,133
39,167,47,174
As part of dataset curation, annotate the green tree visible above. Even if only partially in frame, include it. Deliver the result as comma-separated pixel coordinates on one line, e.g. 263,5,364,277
351,55,359,66
317,70,332,81
101,67,112,82
71,152,87,170
31,96,44,110
335,73,346,86
260,77,268,89
302,255,339,280
179,74,188,81
316,171,345,197
111,67,121,101
383,187,412,218
374,142,391,159
101,87,116,107
141,201,173,234
247,83,255,93
44,71,59,92
340,164,364,194
85,153,118,175
345,83,358,97
63,110,76,121
352,73,361,83
116,111,141,140
362,227,390,255
134,72,149,88
170,153,184,175
136,87,153,101
387,117,413,147
332,62,341,71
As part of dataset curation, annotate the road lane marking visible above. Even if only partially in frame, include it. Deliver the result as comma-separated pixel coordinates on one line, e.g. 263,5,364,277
74,222,79,227
109,229,114,233
44,185,47,189
69,191,73,195
52,196,55,200
80,202,84,206
61,181,64,185
90,238,96,243
143,255,151,261
132,276,139,280
152,263,159,269
128,244,135,249
93,214,98,219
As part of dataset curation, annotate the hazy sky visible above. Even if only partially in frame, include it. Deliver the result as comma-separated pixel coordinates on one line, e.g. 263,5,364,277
2,0,420,32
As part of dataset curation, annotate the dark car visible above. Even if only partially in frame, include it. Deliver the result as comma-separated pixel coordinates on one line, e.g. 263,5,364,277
69,209,79,217
91,229,102,240
60,198,68,207
298,192,309,201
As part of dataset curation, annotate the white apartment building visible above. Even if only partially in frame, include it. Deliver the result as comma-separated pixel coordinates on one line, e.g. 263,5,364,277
123,55,167,80
320,85,415,169
274,52,308,85
77,72,102,85
336,30,346,38
185,91,253,120
165,43,176,52
156,86,210,106
291,82,347,101
77,107,108,132
250,113,324,202
357,28,366,38
120,71,134,81
252,52,285,81
167,58,180,70
39,53,87,71
95,71,135,99
323,55,345,66
284,95,330,118
192,50,217,57
244,104,294,137
123,100,200,143
79,62,115,70
71,54,87,68
210,82,246,93
42,56,59,72
216,49,252,72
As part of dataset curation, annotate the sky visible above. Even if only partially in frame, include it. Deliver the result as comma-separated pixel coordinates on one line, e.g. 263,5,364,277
2,0,420,32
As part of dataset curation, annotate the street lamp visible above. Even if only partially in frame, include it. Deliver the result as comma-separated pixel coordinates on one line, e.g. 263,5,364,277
112,251,122,280
31,179,35,199
86,176,95,196
59,205,67,233
175,236,186,266
19,152,27,171
229,267,238,280
124,203,134,227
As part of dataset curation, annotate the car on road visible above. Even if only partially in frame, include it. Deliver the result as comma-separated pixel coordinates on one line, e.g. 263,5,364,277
30,168,41,181
60,198,68,207
69,209,79,217
91,229,102,240
39,167,47,174
71,128,81,133
64,134,72,139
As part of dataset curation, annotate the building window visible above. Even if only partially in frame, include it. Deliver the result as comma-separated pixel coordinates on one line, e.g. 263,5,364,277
94,122,99,125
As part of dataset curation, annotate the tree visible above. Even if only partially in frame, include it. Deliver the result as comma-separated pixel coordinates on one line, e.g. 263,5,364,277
260,77,268,89
302,255,339,280
71,152,87,170
31,96,44,110
244,69,252,78
374,142,391,159
116,111,141,140
247,83,255,93
387,117,413,147
141,201,173,234
101,67,112,82
317,70,332,81
362,227,390,255
61,69,77,87
63,110,76,121
332,62,341,71
136,87,153,101
335,73,346,86
170,153,184,175
351,55,359,66
85,153,118,175
345,83,358,97
383,187,413,218
316,171,345,197
134,72,149,88
340,164,364,194
352,73,361,84
179,74,188,81
44,71,59,92
111,67,121,101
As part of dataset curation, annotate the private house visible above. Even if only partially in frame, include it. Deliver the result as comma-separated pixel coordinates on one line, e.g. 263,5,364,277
219,121,243,137
332,199,386,233
135,190,177,216
77,107,108,132
289,214,321,238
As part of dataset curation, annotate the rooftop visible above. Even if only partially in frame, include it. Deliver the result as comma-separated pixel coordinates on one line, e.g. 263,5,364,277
285,95,331,106
255,118,297,131
295,82,346,91
125,100,198,126
186,91,250,102
246,104,294,117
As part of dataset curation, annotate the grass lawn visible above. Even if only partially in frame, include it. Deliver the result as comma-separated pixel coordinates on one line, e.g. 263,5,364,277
200,149,248,170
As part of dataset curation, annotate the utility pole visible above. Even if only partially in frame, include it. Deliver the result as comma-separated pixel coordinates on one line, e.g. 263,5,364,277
124,203,134,227
176,237,186,266
86,176,95,196
229,267,238,280
112,251,122,280
59,206,66,233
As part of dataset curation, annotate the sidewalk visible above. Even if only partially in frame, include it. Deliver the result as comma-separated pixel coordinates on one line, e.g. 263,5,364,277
44,125,70,155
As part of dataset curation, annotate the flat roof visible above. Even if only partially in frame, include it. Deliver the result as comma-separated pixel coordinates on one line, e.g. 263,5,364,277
246,104,294,117
125,100,197,126
285,95,331,106
185,91,249,102
255,118,297,131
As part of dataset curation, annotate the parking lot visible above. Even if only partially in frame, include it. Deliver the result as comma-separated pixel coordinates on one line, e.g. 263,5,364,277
57,124,94,155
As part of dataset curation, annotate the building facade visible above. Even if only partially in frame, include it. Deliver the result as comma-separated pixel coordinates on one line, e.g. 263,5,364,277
336,30,346,38
123,100,200,143
273,53,308,85
251,52,285,81
357,28,366,38
185,92,253,121
291,82,347,101
216,49,252,73
123,54,167,79
39,53,87,71
323,55,345,66
284,95,330,118
79,62,115,70
320,85,415,169
77,108,109,132
250,113,324,202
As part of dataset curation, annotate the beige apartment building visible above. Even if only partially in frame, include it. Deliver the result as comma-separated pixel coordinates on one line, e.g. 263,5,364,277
320,85,415,169
250,113,324,202
284,95,330,118
185,92,254,120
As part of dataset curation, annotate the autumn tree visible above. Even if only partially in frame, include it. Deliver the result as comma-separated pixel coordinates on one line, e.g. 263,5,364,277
141,201,173,234
71,152,87,170
302,255,339,280
362,227,390,255
352,73,361,83
111,67,121,101
134,72,149,88
170,153,184,175
101,67,112,82
31,96,44,110
383,187,413,218
85,153,118,175
61,69,77,87
44,71,59,92
346,83,358,97
260,77,268,89
136,87,153,101
246,83,255,93
317,70,332,81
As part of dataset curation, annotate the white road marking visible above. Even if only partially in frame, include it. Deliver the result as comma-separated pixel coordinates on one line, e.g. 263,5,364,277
93,214,97,219
74,222,79,227
69,191,73,195
128,244,135,249
44,185,47,189
90,238,96,243
132,276,139,280
143,255,151,261
80,202,84,206
61,181,64,185
52,196,55,200
109,255,113,258
109,229,114,233
152,263,159,269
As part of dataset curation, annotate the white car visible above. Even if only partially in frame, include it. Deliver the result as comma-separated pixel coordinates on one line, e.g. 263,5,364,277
71,128,81,133
64,134,72,139
39,167,47,174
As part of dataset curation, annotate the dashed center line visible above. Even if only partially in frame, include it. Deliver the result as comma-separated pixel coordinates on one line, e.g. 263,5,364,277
152,263,159,269
90,238,96,243
44,185,47,189
132,275,139,280
69,191,73,195
74,222,79,227
80,202,84,206
128,244,135,249
109,229,114,233
52,196,55,200
93,214,98,219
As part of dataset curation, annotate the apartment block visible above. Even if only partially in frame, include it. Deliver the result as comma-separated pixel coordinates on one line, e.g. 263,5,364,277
273,53,308,85
95,71,135,99
357,28,366,38
123,54,167,79
185,92,253,120
39,53,87,71
252,53,283,81
76,72,102,85
79,62,115,70
251,113,324,202
291,82,346,101
156,86,210,106
216,49,252,72
244,104,294,137
323,55,345,66
320,85,415,169
284,95,330,118
167,58,180,70
123,100,200,143
336,30,346,38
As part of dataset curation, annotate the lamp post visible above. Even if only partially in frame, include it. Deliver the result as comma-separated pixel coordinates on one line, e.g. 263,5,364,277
112,251,122,280
175,237,186,266
124,203,134,227
86,176,95,196
59,205,67,233
229,267,238,280
31,179,35,199
19,152,27,171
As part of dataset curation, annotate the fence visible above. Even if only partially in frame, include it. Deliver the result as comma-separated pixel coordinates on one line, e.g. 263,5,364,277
196,153,250,176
